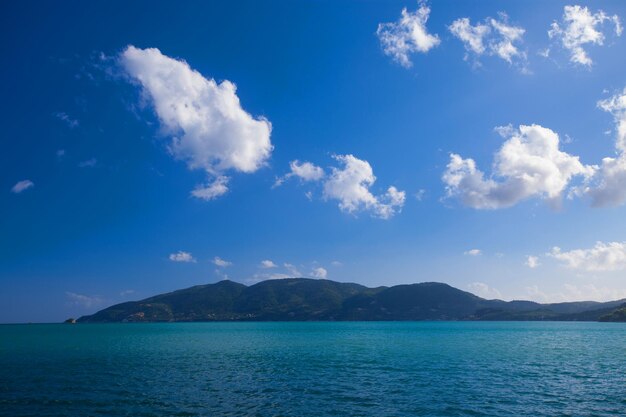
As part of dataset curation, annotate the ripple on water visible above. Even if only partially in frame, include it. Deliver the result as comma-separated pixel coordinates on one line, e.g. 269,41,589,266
1,322,625,416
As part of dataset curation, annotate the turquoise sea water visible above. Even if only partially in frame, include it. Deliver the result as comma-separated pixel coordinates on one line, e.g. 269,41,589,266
1,322,625,416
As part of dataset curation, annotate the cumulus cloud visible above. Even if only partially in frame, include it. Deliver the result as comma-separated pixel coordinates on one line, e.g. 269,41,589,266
11,180,34,194
549,5,622,67
274,160,324,187
464,249,482,256
526,255,540,268
577,89,626,207
550,242,626,272
260,259,278,268
376,1,440,67
468,282,502,299
449,13,526,67
119,45,272,199
443,124,594,209
279,155,405,219
323,155,405,219
169,251,196,263
310,267,328,279
213,256,232,267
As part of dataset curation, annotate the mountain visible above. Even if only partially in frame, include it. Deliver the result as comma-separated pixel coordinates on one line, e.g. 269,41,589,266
77,278,626,323
598,303,626,322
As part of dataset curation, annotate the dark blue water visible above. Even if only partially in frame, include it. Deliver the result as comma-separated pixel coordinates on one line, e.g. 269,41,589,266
1,322,625,416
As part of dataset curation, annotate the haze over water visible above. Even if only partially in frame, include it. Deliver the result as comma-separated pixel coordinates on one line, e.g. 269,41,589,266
2,322,625,416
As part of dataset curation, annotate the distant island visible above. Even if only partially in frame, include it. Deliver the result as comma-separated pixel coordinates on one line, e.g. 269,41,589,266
78,279,626,323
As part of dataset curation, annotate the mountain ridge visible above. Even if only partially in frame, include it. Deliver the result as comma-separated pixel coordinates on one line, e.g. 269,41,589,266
77,278,626,323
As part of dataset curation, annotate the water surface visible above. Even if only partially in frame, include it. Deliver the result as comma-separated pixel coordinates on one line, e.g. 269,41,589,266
1,322,625,416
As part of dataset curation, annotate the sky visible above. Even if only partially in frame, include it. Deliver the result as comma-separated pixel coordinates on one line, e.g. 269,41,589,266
2,0,626,322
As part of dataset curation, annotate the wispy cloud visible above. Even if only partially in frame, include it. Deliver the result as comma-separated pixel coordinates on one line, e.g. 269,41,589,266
11,180,34,194
468,282,502,299
78,158,97,168
66,291,103,308
55,112,79,129
449,12,527,69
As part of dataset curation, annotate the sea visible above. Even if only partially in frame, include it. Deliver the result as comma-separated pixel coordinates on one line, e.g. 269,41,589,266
1,321,625,416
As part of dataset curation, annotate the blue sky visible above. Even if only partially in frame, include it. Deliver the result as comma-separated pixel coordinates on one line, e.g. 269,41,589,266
2,0,626,322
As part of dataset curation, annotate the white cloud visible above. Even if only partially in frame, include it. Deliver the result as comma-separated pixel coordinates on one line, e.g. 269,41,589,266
449,18,490,56
260,259,278,269
169,251,196,263
284,263,302,276
191,176,229,200
249,262,303,283
120,289,135,297
579,88,626,207
468,282,502,299
323,154,405,219
550,242,626,272
548,5,622,67
55,112,79,128
331,260,343,267
310,267,328,279
56,149,66,158
66,292,103,308
525,283,626,303
524,285,550,303
274,160,324,187
376,1,440,68
119,46,272,199
213,256,232,267
215,268,230,280
11,180,34,194
443,124,594,209
288,160,324,181
560,284,626,302
449,13,526,67
279,155,405,219
489,14,526,64
464,249,482,256
78,158,97,168
538,48,551,58
526,255,540,268
248,272,291,283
